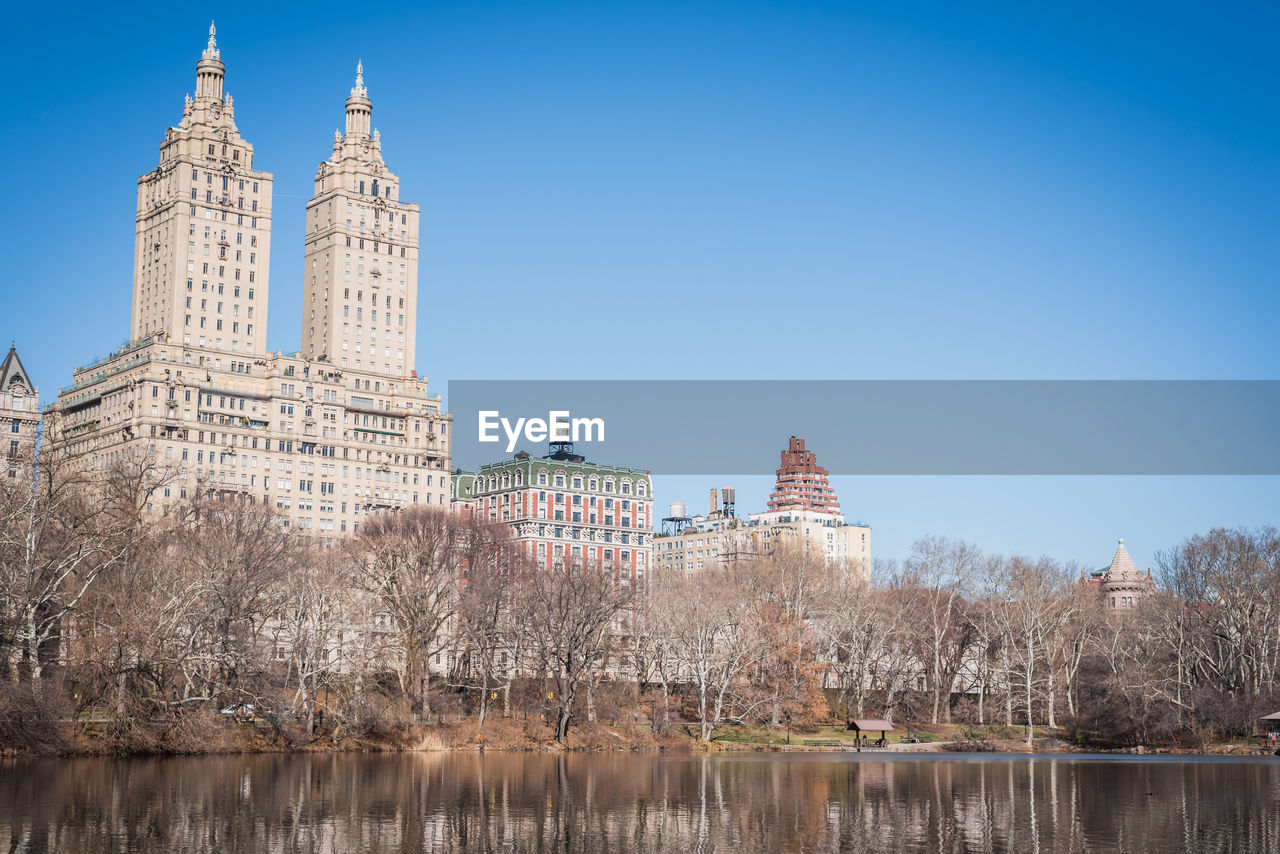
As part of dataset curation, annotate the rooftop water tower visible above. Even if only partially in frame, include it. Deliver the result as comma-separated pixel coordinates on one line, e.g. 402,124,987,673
661,501,691,536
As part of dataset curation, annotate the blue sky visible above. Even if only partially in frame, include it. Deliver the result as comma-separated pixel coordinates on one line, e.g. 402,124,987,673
2,2,1276,570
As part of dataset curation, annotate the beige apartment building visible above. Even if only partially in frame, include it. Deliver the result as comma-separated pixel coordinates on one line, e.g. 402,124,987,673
302,63,420,379
132,24,273,356
654,439,871,582
654,506,871,583
47,27,450,539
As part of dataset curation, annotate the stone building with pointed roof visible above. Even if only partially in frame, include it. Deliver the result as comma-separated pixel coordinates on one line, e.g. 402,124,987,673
1,343,40,479
1085,538,1156,610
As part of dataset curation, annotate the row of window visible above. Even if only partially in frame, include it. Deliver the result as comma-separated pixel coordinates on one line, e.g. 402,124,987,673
192,169,259,194
476,469,647,496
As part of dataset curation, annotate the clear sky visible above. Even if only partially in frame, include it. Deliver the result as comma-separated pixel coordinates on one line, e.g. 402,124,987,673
2,1,1276,571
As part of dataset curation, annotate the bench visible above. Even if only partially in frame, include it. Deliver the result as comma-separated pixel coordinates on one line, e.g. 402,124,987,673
802,739,844,747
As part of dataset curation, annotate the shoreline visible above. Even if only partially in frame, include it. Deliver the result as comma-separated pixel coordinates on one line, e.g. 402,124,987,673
6,722,1278,761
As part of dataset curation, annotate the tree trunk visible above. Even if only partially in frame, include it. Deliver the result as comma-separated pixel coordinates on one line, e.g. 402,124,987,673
1046,653,1057,729
977,662,986,726
26,611,43,683
1024,636,1035,748
931,656,942,724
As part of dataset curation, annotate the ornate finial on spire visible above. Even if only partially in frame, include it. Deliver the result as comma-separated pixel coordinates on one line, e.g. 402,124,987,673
201,19,220,61
352,61,367,97
1118,538,1124,546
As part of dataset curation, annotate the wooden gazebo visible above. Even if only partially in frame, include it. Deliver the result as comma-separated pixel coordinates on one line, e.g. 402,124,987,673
1259,711,1280,737
847,718,895,746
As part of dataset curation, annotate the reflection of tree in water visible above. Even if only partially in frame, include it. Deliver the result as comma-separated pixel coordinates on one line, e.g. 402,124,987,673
1,754,1278,852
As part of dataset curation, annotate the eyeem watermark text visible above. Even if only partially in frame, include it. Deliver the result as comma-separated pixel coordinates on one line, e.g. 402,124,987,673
478,410,606,453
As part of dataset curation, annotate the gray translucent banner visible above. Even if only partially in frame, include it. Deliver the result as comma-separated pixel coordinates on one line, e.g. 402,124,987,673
446,380,1280,475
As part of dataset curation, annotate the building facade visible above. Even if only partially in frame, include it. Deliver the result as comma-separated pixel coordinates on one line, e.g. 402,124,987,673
301,63,420,379
1,344,40,479
453,444,653,584
655,437,871,581
47,28,450,539
132,23,273,355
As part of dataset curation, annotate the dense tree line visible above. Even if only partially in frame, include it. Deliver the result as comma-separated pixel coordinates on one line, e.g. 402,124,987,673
2,447,1277,753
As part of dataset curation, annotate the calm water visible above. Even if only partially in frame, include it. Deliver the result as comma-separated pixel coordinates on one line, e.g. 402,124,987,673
2,752,1278,852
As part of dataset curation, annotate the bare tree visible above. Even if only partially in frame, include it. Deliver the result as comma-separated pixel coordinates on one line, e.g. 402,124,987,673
901,536,980,724
172,494,301,705
0,441,156,685
815,561,909,721
353,507,467,717
740,544,832,727
982,556,1073,746
656,567,766,742
525,557,632,742
451,519,524,731
274,546,352,736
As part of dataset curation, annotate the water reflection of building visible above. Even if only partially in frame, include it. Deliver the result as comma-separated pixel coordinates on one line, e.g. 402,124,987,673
1084,538,1156,610
5,753,1279,851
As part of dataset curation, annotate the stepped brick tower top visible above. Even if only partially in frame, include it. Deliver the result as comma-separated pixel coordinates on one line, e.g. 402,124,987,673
766,436,841,514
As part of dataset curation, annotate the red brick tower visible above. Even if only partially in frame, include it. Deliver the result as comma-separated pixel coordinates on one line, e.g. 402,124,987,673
766,436,842,514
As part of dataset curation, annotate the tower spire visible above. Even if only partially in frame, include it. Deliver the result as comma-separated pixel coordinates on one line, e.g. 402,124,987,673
195,21,225,101
345,60,373,141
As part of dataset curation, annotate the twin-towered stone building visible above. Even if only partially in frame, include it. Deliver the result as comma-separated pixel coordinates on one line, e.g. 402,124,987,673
49,26,450,537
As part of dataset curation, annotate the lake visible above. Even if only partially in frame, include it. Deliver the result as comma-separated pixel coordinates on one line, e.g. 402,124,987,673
1,752,1277,852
